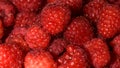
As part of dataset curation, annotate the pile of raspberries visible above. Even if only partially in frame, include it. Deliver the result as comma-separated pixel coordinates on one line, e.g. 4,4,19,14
0,0,120,68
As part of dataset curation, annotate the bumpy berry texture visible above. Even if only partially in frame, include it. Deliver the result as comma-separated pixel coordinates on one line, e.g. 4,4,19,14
48,38,68,57
64,16,94,46
58,45,89,68
83,0,106,23
0,0,15,27
14,12,36,28
25,25,51,49
40,3,71,35
24,50,57,68
0,44,24,68
84,38,110,68
1,0,120,68
97,4,120,39
10,0,42,12
111,34,120,56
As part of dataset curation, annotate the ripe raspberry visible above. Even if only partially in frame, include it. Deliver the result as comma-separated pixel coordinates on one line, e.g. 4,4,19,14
83,0,106,23
0,0,15,27
10,0,42,12
14,12,36,28
0,44,24,68
48,38,68,57
58,45,90,68
25,25,51,49
40,3,71,35
97,4,120,39
24,50,57,68
64,16,94,46
84,38,110,68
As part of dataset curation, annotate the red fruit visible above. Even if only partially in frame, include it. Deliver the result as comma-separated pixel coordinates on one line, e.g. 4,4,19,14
48,38,68,57
0,0,15,27
110,57,120,68
0,44,24,68
58,45,89,68
48,0,82,14
40,3,71,35
110,34,120,56
83,0,106,23
97,4,120,39
10,0,42,12
84,38,110,68
14,12,36,28
64,16,94,46
0,20,4,39
25,25,51,49
24,50,57,68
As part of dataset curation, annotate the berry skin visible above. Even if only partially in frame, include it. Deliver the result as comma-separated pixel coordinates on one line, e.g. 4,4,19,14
0,0,15,27
58,45,89,68
110,34,120,56
97,4,120,39
0,44,24,68
24,50,57,68
0,20,4,39
83,0,106,23
25,25,51,49
48,38,68,57
10,0,42,12
84,38,110,68
14,12,36,28
40,3,71,35
64,16,94,46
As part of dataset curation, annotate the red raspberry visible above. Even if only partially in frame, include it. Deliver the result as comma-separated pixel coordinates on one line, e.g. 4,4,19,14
14,12,36,28
58,45,90,68
97,4,120,39
24,50,57,68
83,0,106,23
48,38,68,57
25,25,51,49
0,44,24,68
40,3,71,35
84,38,110,68
64,16,94,46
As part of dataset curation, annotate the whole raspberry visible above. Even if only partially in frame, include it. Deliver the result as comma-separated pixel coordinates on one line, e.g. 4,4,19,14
25,25,51,49
40,3,71,35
